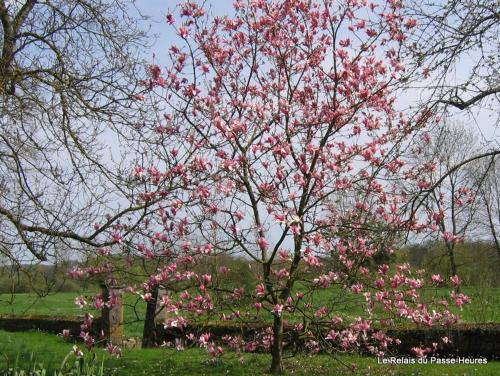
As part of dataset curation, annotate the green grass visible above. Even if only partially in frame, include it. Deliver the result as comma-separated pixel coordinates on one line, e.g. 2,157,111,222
455,287,500,323
0,292,96,317
0,292,147,337
1,286,499,339
1,330,499,375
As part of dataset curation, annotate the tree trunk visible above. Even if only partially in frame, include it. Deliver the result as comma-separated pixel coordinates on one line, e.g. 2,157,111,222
448,247,457,276
142,285,159,348
269,314,284,374
447,244,460,292
484,199,500,267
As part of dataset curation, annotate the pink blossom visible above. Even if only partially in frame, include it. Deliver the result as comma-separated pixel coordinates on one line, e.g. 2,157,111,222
198,333,211,348
234,211,245,221
201,274,212,285
405,18,417,29
375,278,385,288
106,343,122,358
61,329,71,339
450,275,461,287
164,316,188,330
431,274,443,284
166,13,176,24
279,250,291,262
93,294,105,310
351,283,363,294
232,287,245,300
325,330,338,341
74,296,87,309
179,26,190,39
315,306,329,318
255,283,266,297
257,237,269,251
411,347,429,358
274,304,283,316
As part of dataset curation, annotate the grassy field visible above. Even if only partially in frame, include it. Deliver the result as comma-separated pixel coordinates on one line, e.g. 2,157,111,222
0,330,499,375
0,288,499,374
0,291,146,337
1,286,499,338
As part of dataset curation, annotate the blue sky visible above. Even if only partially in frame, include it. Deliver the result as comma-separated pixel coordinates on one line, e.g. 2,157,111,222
135,0,235,64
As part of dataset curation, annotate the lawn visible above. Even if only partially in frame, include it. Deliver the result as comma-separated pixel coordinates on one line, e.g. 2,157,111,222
1,286,499,338
0,291,146,337
1,330,499,375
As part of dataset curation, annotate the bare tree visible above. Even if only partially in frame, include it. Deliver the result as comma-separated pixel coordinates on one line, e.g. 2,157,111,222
474,156,500,266
0,0,162,280
405,0,499,113
407,124,487,283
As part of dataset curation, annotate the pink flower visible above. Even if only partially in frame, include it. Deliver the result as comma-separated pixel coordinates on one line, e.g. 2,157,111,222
291,225,301,235
218,266,230,275
274,213,287,224
202,274,212,285
179,26,190,39
234,211,245,221
74,296,87,309
106,343,122,358
431,274,443,284
442,229,464,244
93,294,105,310
164,316,188,330
411,347,428,358
180,290,191,300
304,254,322,267
325,330,338,341
351,283,363,294
61,329,71,339
418,180,430,190
232,287,245,300
450,275,461,287
274,304,283,316
375,278,385,288
199,333,211,348
274,268,289,280
315,306,329,318
255,283,266,297
279,250,290,262
441,336,451,344
405,18,417,29
257,237,269,251
80,331,94,350
112,232,122,244
208,345,224,358
166,13,176,25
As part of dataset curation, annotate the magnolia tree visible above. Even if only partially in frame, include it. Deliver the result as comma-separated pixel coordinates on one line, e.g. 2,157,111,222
75,0,471,373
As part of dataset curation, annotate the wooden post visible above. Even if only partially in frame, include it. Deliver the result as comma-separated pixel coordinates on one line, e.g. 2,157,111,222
101,284,124,345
